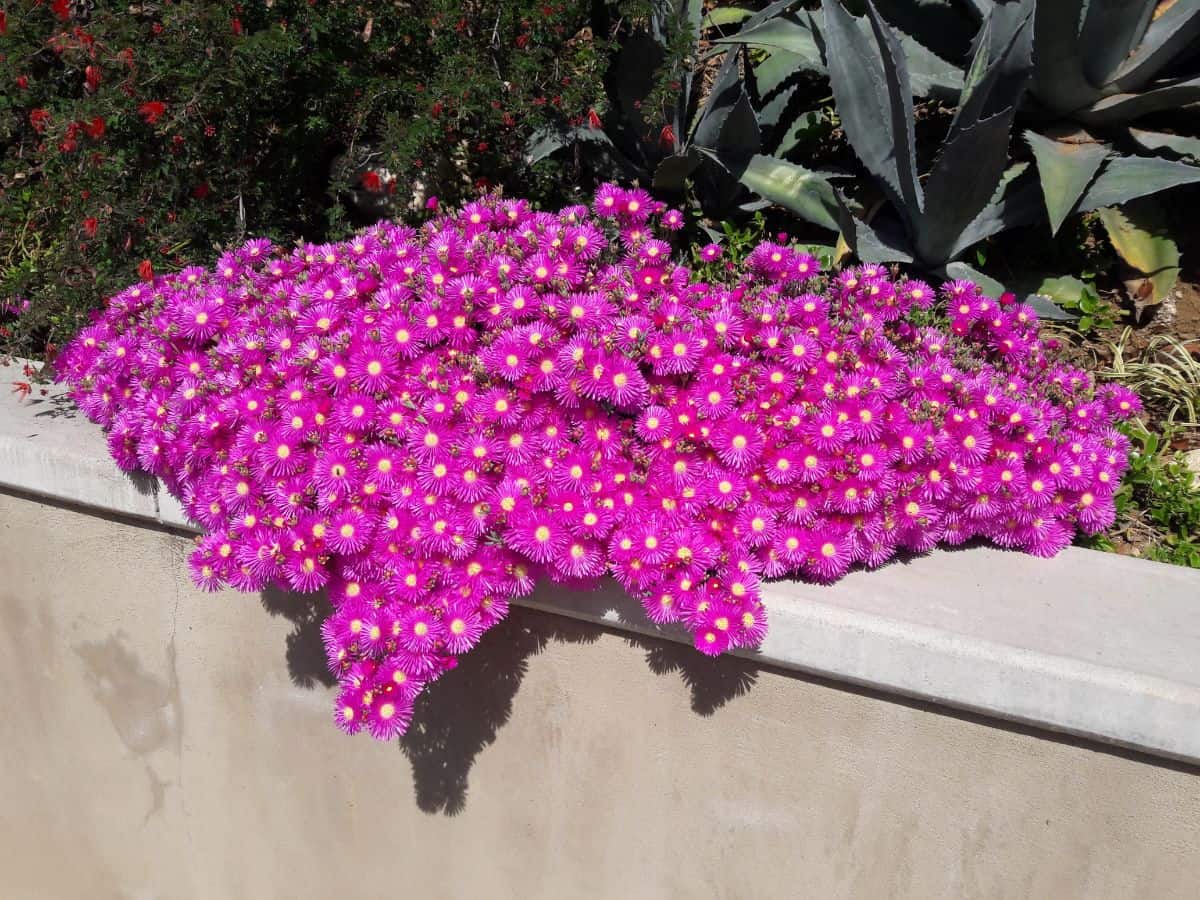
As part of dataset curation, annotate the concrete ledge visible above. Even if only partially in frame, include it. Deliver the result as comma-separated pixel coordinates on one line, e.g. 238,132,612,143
4,366,1200,765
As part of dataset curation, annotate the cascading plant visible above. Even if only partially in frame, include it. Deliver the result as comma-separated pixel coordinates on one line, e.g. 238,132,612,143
58,185,1139,740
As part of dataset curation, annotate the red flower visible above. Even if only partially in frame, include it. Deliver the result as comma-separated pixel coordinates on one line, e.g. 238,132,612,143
138,101,167,124
430,101,443,118
11,382,32,401
0,11,7,36
16,75,29,90
660,123,676,148
192,182,210,200
360,170,382,192
83,217,98,238
51,0,70,22
231,17,243,36
84,116,106,139
137,259,154,281
85,65,102,93
29,109,51,134
587,108,602,129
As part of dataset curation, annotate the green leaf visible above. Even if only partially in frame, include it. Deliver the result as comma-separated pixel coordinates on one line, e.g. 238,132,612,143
653,151,702,191
1112,0,1200,92
751,50,811,139
1031,0,1098,113
820,0,922,230
731,153,841,232
1128,129,1200,162
1026,275,1083,320
1077,0,1156,87
1097,201,1181,305
835,193,915,263
1079,75,1200,126
704,7,755,29
716,14,825,69
525,126,613,166
939,261,1006,298
1076,155,1200,212
1024,129,1109,235
918,113,1014,265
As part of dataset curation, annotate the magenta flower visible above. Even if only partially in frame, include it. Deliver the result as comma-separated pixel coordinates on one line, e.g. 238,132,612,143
57,184,1139,743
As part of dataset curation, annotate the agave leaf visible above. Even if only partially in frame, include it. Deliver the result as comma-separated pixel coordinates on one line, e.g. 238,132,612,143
525,125,617,167
730,153,841,232
960,0,993,22
1078,0,1156,87
834,193,916,263
691,45,744,145
946,168,1044,260
704,6,754,29
918,3,1032,264
715,89,762,162
1024,129,1109,236
1076,155,1200,211
850,0,981,63
820,0,923,231
653,151,703,192
1097,201,1181,305
946,0,1033,147
1031,0,1098,114
751,49,813,141
774,109,831,157
1128,128,1200,162
1112,0,1200,93
1078,75,1200,126
918,113,1015,265
939,261,1008,299
1023,275,1082,320
717,13,826,69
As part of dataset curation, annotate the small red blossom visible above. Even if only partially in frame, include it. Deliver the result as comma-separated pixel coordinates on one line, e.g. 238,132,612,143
138,101,167,124
137,259,154,281
0,10,7,36
85,65,102,93
361,170,382,192
231,17,243,36
660,124,676,148
52,0,70,21
84,116,105,139
587,108,602,129
83,217,99,238
16,75,29,90
192,182,210,200
30,108,51,134
12,382,32,401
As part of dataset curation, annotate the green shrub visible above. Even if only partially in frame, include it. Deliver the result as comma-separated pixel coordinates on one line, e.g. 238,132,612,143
0,0,617,358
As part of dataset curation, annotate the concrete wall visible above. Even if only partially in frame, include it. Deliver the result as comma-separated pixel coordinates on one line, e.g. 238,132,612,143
2,489,1198,900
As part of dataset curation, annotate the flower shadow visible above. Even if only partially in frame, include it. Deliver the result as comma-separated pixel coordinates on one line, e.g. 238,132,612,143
399,606,600,816
260,585,337,689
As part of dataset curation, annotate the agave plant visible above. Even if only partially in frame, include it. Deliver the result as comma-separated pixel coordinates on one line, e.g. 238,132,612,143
1018,0,1200,302
727,0,1200,297
730,0,1041,283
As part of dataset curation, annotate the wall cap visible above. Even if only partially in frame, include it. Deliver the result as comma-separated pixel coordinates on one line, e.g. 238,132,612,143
4,361,1199,765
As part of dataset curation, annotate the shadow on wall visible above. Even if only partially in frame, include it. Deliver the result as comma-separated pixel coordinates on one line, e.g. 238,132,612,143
258,585,760,816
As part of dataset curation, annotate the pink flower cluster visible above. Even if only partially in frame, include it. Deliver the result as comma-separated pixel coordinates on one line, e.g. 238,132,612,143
57,184,1140,740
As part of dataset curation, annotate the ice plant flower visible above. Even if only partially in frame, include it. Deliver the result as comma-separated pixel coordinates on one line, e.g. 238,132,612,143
58,184,1139,741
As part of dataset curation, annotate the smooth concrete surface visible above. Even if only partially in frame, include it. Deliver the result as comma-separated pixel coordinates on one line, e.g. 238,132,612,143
2,490,1199,900
6,376,1200,763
